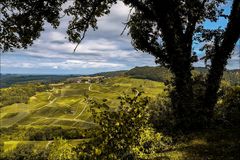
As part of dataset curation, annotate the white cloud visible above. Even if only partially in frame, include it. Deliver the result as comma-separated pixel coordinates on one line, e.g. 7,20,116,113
48,31,66,42
1,59,126,70
39,60,125,69
1,1,238,74
53,66,59,69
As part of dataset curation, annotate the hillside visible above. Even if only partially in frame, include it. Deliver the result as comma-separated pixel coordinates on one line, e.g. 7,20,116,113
1,66,239,88
97,66,239,85
0,77,164,128
1,73,239,159
126,66,172,82
0,77,165,151
91,70,127,77
0,74,79,88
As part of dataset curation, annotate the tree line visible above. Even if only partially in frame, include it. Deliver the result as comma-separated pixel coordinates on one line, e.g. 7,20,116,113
0,83,51,107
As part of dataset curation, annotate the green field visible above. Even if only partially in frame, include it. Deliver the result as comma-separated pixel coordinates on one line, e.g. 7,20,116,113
0,77,165,151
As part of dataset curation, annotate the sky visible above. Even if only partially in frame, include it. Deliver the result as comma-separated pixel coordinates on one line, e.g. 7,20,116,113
0,1,239,75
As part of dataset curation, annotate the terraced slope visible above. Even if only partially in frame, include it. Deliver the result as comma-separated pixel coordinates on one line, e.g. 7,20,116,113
0,77,165,151
0,76,165,129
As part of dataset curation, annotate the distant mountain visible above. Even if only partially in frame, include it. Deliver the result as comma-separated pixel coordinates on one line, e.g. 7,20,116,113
128,66,240,85
125,66,172,82
92,66,239,85
0,74,79,88
1,66,239,88
90,70,127,77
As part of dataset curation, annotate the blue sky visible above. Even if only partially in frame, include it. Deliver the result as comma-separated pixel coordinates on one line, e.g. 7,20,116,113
0,1,239,75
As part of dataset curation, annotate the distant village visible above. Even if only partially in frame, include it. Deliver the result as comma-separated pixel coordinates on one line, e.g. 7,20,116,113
65,76,105,84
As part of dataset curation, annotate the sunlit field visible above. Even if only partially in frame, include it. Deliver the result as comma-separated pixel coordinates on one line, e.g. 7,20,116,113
0,77,165,152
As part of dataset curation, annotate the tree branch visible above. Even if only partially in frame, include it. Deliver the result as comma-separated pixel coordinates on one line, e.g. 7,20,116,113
219,0,240,53
204,0,240,118
184,0,207,45
120,8,133,36
123,0,155,19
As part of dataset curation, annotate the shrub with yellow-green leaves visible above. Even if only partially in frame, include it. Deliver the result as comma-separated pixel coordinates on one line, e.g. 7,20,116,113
76,91,152,159
215,85,240,126
48,137,77,160
132,127,172,159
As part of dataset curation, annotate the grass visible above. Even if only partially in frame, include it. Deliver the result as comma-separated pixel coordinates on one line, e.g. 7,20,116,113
145,127,240,160
0,112,29,127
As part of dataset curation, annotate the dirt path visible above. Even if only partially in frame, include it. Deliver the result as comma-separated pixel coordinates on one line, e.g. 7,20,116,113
50,99,83,126
74,104,87,120
30,116,96,126
45,141,53,149
28,98,58,125
88,84,101,93
34,98,57,112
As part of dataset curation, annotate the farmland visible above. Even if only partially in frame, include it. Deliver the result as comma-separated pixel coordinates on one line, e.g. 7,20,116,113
0,77,165,151
1,75,239,160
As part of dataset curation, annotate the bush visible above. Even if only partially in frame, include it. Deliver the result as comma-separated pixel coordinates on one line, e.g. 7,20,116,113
76,91,151,159
27,127,88,141
48,137,77,160
4,144,48,160
132,127,172,159
149,92,175,134
215,85,240,126
150,74,210,133
0,141,4,159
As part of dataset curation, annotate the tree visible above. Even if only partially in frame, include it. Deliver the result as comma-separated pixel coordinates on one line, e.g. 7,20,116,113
78,90,149,160
204,0,240,120
1,0,240,130
48,137,77,160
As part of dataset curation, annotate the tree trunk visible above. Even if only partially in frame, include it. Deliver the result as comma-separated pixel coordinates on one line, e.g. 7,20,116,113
160,23,195,131
204,50,226,120
170,49,195,131
204,0,240,121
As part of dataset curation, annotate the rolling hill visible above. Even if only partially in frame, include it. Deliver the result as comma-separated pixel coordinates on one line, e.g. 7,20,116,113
1,67,239,158
1,66,239,88
0,74,80,88
0,77,165,151
90,66,240,85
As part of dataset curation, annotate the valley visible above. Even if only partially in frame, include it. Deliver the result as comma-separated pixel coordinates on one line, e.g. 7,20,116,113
0,77,165,151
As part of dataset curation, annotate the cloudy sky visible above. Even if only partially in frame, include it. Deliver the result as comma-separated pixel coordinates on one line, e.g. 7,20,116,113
1,1,239,75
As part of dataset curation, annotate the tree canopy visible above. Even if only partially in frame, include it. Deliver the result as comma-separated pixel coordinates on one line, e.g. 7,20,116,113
1,0,240,130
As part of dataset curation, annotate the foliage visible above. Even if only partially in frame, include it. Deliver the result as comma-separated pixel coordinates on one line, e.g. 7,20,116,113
0,126,90,141
91,70,127,78
76,91,152,159
3,144,48,160
150,73,211,132
26,127,90,141
131,127,172,159
0,74,78,88
149,89,176,134
203,0,240,122
126,66,172,82
0,0,67,51
48,137,77,160
1,0,240,131
215,85,240,126
223,70,240,85
0,141,4,158
126,66,240,85
0,83,51,107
